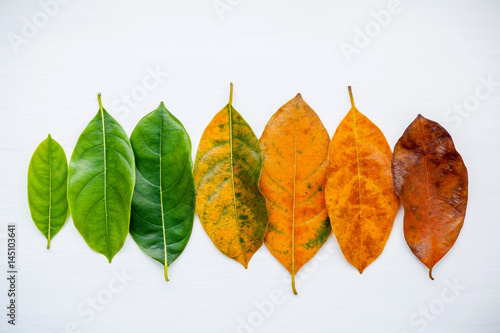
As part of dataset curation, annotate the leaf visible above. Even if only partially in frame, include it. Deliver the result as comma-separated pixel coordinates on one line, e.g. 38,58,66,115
68,93,136,263
392,114,468,279
259,93,331,294
325,87,399,274
193,83,269,268
129,102,195,281
27,134,69,249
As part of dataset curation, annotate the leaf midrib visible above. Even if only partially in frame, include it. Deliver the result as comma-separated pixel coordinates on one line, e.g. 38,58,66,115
418,116,433,268
48,136,52,248
101,108,111,261
352,108,363,264
292,108,297,279
159,112,169,275
228,104,244,264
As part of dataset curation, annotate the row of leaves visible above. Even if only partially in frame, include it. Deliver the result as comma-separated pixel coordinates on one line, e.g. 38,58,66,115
27,85,468,293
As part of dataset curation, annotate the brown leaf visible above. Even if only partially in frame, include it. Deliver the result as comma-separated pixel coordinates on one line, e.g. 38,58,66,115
259,94,331,294
392,114,468,279
326,87,399,274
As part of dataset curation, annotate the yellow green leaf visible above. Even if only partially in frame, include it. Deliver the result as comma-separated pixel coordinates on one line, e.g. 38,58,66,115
193,84,269,268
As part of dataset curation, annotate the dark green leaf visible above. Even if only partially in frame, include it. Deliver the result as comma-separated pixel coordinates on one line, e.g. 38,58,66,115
129,102,195,281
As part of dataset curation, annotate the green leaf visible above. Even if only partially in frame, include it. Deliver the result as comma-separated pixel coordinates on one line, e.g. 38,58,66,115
193,83,269,268
27,134,69,249
129,102,195,281
68,94,135,263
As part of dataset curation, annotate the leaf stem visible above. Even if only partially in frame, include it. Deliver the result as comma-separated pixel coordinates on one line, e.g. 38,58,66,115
97,92,103,111
348,86,355,108
292,274,298,295
429,267,434,280
229,82,233,105
164,265,169,282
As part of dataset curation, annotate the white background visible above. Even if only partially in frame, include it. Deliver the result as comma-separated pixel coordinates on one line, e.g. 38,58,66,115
1,0,499,332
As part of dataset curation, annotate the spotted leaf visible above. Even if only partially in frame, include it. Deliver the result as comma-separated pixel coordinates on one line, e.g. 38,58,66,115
260,93,331,294
193,84,269,268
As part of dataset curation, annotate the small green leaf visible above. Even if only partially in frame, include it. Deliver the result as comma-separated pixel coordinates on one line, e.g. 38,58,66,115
68,94,135,262
129,103,195,281
27,134,69,249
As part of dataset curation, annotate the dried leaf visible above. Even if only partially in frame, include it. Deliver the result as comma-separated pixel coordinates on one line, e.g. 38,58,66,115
129,103,195,281
193,84,269,268
392,114,468,279
325,87,399,273
68,94,136,262
260,94,331,294
27,134,69,249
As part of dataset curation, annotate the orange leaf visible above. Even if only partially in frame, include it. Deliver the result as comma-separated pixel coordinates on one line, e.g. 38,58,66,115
392,114,468,279
259,94,331,294
325,87,399,274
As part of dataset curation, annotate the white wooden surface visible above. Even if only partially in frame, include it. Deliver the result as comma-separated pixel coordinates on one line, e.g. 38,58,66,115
1,0,499,332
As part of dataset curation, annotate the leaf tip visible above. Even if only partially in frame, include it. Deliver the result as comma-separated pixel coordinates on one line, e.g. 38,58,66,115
239,258,249,269
291,93,304,106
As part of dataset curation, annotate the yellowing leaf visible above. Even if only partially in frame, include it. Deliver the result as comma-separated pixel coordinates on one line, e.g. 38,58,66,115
193,84,269,268
259,94,331,294
325,87,399,274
